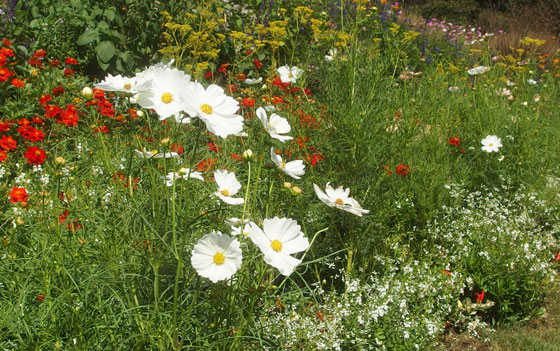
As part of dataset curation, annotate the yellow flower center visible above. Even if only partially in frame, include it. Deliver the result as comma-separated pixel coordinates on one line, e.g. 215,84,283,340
213,252,225,265
281,161,286,169
161,92,173,104
243,231,249,236
271,240,283,252
288,73,294,78
335,198,344,205
123,83,132,90
200,103,213,114
220,189,230,196
489,143,494,147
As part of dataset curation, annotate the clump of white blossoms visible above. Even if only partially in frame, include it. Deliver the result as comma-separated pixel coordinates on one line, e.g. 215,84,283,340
256,107,293,142
183,82,244,138
247,217,309,276
191,231,242,283
270,148,305,179
481,135,502,152
214,169,244,205
467,66,491,75
277,65,303,83
313,183,369,217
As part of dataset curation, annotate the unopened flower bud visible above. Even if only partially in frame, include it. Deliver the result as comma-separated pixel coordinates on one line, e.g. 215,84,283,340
16,217,24,225
55,156,66,165
243,149,254,160
290,186,302,195
283,181,292,189
161,137,171,145
136,110,144,117
81,87,93,99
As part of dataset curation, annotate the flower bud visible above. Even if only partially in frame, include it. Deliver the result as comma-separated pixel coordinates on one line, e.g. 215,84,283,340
161,137,171,145
136,110,144,117
55,156,66,165
243,149,254,160
16,217,24,225
81,87,93,99
290,186,302,195
283,181,292,189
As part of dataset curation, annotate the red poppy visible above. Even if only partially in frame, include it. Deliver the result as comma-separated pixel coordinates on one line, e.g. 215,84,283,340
24,146,47,165
475,290,485,303
396,163,410,177
9,187,28,203
448,137,461,147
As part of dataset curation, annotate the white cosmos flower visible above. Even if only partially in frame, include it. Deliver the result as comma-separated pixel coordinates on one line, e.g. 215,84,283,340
191,231,242,283
135,148,180,159
527,78,537,85
214,169,244,205
481,135,502,152
244,77,263,85
247,217,309,276
164,167,204,187
313,183,369,217
277,65,303,83
324,48,338,62
467,66,491,75
94,74,145,93
257,107,293,142
270,148,305,179
183,82,244,138
135,66,192,120
225,218,251,236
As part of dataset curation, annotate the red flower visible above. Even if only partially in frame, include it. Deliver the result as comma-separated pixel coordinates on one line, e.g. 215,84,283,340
39,94,52,106
241,97,255,108
204,71,214,80
231,153,244,162
93,125,110,133
309,153,324,166
44,104,62,118
59,210,70,224
442,270,451,275
64,57,78,65
396,163,410,177
33,50,47,58
381,165,393,175
2,39,12,46
448,137,461,147
51,85,65,96
235,73,247,80
218,63,229,74
475,290,485,303
11,78,25,88
0,135,17,151
253,59,262,69
554,252,560,262
49,59,60,67
63,68,75,77
0,121,10,132
9,187,28,203
58,105,79,126
0,67,13,82
36,293,46,303
271,96,284,104
170,143,183,155
196,158,217,172
0,150,7,162
24,146,47,165
18,125,45,142
207,142,221,152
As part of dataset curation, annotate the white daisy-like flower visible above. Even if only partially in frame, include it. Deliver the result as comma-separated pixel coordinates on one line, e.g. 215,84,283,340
191,231,242,283
225,218,251,236
481,135,502,152
277,65,303,84
256,107,293,142
214,169,244,205
94,74,144,94
467,66,491,75
527,78,537,85
270,148,305,179
324,48,338,62
135,148,180,159
183,82,244,138
313,183,370,217
496,88,512,97
244,77,263,85
247,217,309,276
135,66,192,120
164,167,204,187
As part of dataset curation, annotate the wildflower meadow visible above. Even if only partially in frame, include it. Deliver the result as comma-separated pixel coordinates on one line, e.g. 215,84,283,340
1,0,559,350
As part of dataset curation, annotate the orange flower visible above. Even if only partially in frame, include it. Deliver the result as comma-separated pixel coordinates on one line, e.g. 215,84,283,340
9,187,28,203
24,146,47,165
396,163,410,177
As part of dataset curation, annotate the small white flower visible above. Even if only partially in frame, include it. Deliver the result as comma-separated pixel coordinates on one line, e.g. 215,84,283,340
244,77,263,85
270,148,305,179
448,86,460,92
225,218,251,236
247,217,309,276
164,168,204,187
214,169,244,205
95,74,144,94
481,135,502,152
496,88,511,97
527,78,537,85
277,65,303,83
467,66,491,75
191,231,242,283
324,48,338,62
313,183,369,217
257,107,293,142
135,148,180,159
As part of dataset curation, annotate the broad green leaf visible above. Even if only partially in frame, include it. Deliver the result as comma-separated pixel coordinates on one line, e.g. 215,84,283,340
76,29,99,46
96,41,116,63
